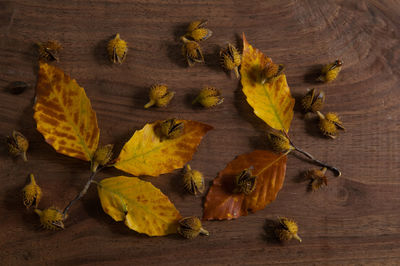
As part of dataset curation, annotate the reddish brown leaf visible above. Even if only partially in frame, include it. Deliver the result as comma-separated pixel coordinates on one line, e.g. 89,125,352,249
203,150,287,220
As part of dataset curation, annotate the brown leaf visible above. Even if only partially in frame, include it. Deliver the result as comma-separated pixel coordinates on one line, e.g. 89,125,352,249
203,150,287,220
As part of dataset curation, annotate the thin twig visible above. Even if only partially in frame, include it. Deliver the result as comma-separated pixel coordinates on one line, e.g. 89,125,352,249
282,130,341,176
291,143,341,177
62,170,98,218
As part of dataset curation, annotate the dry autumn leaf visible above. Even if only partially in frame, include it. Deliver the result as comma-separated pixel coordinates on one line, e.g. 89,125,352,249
34,62,99,161
97,176,181,236
203,150,287,220
240,34,295,132
114,120,212,177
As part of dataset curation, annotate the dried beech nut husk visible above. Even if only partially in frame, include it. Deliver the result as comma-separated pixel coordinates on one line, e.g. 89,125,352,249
144,84,175,108
233,167,257,195
7,130,29,161
159,118,184,140
183,165,205,195
325,112,345,130
37,40,63,61
305,167,328,192
317,111,344,139
267,131,293,153
275,217,302,243
180,36,204,67
317,59,342,82
177,216,209,239
22,174,42,209
91,144,114,172
301,88,325,113
185,20,212,41
107,33,128,64
261,62,284,84
220,43,241,79
35,207,65,230
192,87,224,108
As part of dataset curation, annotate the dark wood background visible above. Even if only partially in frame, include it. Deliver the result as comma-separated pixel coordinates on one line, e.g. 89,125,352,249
1,0,399,265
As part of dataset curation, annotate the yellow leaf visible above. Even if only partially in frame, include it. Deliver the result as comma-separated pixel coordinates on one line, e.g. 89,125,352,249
240,34,295,132
97,176,182,236
34,62,100,161
114,120,212,177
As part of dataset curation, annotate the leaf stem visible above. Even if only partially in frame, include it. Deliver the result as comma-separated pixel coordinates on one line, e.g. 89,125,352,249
254,150,290,176
62,169,99,218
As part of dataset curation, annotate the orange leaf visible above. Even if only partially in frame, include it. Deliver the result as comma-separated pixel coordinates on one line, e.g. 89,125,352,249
97,176,182,236
114,120,212,177
240,34,295,132
34,62,99,161
203,150,287,220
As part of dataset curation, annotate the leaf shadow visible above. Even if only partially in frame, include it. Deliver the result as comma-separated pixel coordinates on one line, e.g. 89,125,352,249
132,85,151,109
262,218,282,245
2,174,39,231
93,36,113,66
233,82,274,150
304,64,323,84
204,44,225,74
165,23,188,68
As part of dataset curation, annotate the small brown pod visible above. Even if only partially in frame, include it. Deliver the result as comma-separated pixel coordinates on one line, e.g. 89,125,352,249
177,216,209,239
159,118,184,140
233,167,257,195
183,165,205,195
301,88,325,113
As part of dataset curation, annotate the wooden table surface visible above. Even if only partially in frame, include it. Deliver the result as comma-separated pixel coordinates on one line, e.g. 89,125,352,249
1,0,399,265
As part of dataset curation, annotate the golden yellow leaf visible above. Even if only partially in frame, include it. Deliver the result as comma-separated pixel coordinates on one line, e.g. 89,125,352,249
97,176,182,236
114,120,212,177
240,34,295,132
34,62,99,161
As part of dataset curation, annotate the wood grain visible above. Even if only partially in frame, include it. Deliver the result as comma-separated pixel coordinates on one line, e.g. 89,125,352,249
0,0,399,265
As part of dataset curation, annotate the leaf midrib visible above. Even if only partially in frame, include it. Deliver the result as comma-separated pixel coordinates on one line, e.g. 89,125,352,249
51,77,92,159
98,181,172,225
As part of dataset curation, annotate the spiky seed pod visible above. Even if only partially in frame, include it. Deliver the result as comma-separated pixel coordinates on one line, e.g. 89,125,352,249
7,130,29,161
91,144,114,172
262,62,285,84
220,43,241,79
192,87,224,108
177,216,209,239
183,165,205,195
319,118,338,139
35,207,65,230
275,217,302,242
159,118,184,140
181,36,204,67
144,84,175,108
305,167,328,192
317,111,344,139
22,174,42,209
185,20,212,41
301,88,325,113
233,168,257,195
37,40,62,61
317,60,343,82
267,131,293,153
107,33,128,64
325,112,345,130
